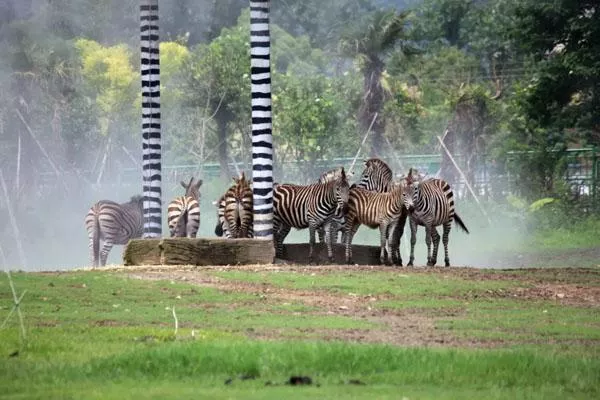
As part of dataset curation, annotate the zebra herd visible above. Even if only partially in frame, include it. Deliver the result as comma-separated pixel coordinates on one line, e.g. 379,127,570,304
85,158,469,267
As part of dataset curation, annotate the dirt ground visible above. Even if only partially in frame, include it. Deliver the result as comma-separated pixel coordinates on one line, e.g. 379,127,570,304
117,264,600,347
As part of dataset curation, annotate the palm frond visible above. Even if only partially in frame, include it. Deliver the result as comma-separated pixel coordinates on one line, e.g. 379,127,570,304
338,10,410,61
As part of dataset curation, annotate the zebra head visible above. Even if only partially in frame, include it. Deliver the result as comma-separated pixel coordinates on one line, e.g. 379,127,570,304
333,167,350,219
399,168,420,212
181,177,203,200
358,158,393,191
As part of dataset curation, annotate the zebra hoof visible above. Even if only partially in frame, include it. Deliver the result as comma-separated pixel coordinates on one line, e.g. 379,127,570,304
346,259,353,265
407,262,414,267
427,261,435,267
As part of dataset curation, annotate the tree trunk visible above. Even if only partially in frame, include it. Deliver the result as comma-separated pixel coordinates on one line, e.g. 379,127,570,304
360,60,385,158
216,109,231,180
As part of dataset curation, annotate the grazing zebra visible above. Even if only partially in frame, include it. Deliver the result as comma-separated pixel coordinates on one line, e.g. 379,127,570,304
274,168,350,263
353,158,407,264
343,183,408,265
250,0,274,240
316,167,355,245
402,168,469,267
85,195,144,267
140,0,162,237
214,172,254,238
167,177,203,238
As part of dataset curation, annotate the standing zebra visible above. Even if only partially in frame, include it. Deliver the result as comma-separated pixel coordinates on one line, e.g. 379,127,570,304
250,0,274,240
402,168,469,267
274,168,350,263
85,195,144,267
353,158,407,264
343,183,408,265
140,0,162,238
167,177,202,238
316,167,354,245
214,171,254,239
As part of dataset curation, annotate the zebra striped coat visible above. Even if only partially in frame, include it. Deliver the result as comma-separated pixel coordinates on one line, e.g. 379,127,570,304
402,169,469,267
274,169,350,263
344,183,408,265
85,195,144,267
214,172,254,239
167,177,202,238
353,158,407,264
316,167,354,245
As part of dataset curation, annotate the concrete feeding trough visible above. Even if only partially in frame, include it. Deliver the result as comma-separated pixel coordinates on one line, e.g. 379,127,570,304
123,238,384,266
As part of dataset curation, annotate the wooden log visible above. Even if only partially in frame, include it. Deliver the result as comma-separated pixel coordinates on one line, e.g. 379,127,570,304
123,237,275,266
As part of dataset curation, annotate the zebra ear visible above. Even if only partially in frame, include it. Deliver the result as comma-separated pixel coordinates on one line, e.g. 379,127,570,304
181,180,188,189
340,167,346,180
195,179,203,189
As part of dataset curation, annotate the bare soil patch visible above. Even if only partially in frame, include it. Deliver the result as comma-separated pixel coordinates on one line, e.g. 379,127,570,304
116,264,595,347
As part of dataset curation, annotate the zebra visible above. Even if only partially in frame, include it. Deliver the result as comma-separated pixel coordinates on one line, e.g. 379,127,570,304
273,168,350,263
140,0,162,237
167,177,203,238
250,0,274,240
316,167,355,245
354,158,393,191
352,158,407,264
343,183,408,265
214,171,254,238
85,195,144,267
402,168,469,267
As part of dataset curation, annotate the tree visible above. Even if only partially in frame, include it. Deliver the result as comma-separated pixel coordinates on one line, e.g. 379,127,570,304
510,1,599,142
338,10,411,157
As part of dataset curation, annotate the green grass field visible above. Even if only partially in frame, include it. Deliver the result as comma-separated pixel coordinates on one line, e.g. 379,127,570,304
1,265,599,399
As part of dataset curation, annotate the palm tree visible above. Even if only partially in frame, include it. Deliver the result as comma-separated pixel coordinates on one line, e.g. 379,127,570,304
140,0,162,238
338,10,410,157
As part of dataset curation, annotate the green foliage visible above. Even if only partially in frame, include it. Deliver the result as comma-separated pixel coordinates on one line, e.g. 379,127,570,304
273,72,359,180
75,38,138,136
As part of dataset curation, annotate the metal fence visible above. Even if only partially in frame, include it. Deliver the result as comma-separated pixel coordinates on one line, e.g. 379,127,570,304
35,148,599,208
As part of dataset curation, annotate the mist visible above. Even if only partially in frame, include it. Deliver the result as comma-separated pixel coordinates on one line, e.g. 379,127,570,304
0,0,597,271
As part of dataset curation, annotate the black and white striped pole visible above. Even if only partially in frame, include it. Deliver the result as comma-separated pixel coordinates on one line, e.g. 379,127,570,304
140,0,162,238
249,0,274,240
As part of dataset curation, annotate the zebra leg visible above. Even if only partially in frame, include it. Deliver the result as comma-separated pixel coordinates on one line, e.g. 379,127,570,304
425,224,434,266
324,222,335,263
430,226,441,266
308,225,317,264
442,221,452,267
344,223,358,264
379,224,389,265
386,220,400,266
274,224,291,259
317,226,325,244
390,215,406,267
100,241,114,267
408,217,417,266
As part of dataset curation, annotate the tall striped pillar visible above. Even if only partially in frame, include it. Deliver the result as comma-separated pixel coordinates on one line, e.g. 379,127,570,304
250,1,273,240
140,0,162,238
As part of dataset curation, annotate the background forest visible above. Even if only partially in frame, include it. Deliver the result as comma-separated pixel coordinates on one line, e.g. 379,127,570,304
0,0,598,269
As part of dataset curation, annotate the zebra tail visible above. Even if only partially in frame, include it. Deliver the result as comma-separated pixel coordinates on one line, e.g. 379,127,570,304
215,221,223,236
93,212,101,264
453,213,469,234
